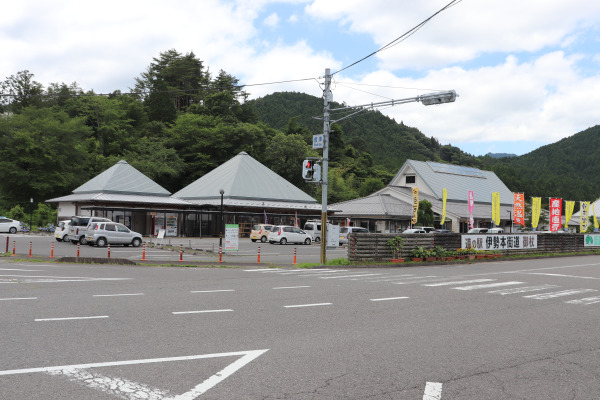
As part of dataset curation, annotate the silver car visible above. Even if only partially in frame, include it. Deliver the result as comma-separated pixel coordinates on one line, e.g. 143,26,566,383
85,222,143,247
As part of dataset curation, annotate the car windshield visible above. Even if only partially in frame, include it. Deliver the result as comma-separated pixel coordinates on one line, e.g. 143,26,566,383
340,228,348,234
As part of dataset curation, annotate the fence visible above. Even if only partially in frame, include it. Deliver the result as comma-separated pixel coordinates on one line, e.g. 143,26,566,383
347,233,589,262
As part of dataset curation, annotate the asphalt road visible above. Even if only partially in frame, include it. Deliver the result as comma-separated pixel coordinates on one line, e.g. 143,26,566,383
0,234,349,265
1,255,600,399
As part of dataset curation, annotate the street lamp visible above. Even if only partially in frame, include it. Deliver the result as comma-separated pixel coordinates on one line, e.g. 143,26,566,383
219,189,224,246
506,210,512,233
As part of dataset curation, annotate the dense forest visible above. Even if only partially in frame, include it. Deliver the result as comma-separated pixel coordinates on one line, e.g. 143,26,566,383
1,49,599,224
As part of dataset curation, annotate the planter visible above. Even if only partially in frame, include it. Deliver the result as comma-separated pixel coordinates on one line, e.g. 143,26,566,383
390,258,405,263
445,256,455,261
485,254,495,259
475,254,485,259
468,255,476,260
494,254,503,258
411,257,423,262
456,255,466,260
425,257,437,262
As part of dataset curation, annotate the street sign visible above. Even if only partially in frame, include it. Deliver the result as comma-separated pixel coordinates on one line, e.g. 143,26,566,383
312,134,323,149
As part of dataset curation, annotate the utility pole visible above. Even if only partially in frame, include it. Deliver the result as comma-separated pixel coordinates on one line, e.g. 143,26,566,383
320,68,331,265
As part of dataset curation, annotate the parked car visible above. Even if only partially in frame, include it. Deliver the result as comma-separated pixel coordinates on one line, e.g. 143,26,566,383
85,222,143,247
403,228,427,234
54,220,71,242
489,227,504,234
413,226,436,233
69,216,112,245
268,225,312,245
250,224,274,242
468,228,489,233
339,226,369,244
0,217,21,234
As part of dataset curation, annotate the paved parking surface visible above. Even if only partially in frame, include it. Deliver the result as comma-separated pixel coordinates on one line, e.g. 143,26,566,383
1,255,600,398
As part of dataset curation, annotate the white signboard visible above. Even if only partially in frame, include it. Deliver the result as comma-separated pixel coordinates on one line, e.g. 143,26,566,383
312,134,324,149
326,224,340,248
584,234,600,247
225,224,239,252
461,234,537,251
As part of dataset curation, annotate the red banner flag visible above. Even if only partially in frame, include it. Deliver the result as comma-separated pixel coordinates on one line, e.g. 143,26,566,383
549,198,562,232
513,193,525,226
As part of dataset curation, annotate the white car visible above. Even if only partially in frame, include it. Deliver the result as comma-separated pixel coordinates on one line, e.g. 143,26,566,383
339,226,369,244
268,225,312,245
468,228,489,233
403,228,427,234
54,220,71,242
0,217,21,234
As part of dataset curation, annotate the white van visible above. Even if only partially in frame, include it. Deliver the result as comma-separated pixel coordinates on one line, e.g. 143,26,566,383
54,220,71,242
303,220,322,243
68,216,112,245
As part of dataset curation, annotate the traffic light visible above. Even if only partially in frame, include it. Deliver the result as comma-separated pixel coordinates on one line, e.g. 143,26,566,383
312,164,321,182
302,160,314,180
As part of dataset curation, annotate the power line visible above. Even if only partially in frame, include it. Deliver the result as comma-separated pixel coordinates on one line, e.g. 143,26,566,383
332,0,463,76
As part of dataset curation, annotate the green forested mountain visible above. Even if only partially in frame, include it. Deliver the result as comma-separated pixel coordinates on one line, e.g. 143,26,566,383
1,51,599,221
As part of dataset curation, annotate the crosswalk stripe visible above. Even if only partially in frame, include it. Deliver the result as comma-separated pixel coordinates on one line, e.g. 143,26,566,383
565,296,600,305
453,281,524,290
524,288,597,300
424,279,494,287
488,284,559,295
320,273,383,279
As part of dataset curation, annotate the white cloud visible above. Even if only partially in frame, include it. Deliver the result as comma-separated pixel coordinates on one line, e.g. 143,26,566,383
264,12,280,27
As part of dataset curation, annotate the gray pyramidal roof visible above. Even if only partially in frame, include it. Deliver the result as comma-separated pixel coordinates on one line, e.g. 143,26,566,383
73,160,171,196
173,152,317,203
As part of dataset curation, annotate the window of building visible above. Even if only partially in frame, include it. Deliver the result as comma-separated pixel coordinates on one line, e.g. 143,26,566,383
406,175,416,184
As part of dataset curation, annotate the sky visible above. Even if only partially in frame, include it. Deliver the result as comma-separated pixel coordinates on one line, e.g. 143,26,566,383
2,0,600,156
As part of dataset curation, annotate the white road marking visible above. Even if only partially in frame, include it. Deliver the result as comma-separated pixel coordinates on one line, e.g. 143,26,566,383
0,349,269,399
524,288,597,300
423,279,494,287
0,297,37,301
488,284,560,295
525,273,600,280
319,273,383,279
35,316,109,322
190,289,235,293
370,297,409,302
284,303,332,308
392,276,440,284
423,381,443,400
0,268,43,271
172,309,233,314
244,268,277,271
272,286,311,289
565,296,600,305
453,281,524,290
93,293,144,297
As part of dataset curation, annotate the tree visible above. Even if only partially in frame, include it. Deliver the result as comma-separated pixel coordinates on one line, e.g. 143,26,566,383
0,70,44,113
417,200,434,226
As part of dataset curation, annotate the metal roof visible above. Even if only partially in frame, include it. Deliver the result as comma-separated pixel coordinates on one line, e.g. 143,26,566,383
73,160,171,196
390,160,514,204
184,198,326,211
46,192,189,206
331,193,413,217
172,152,317,204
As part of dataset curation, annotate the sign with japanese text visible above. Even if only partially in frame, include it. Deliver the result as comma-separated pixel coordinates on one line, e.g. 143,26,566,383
580,201,590,233
549,198,562,232
441,188,447,225
593,203,599,230
468,191,474,229
411,187,419,225
491,192,500,226
225,224,239,252
513,193,525,226
531,197,541,229
584,234,600,247
461,234,537,251
564,201,575,228
312,134,324,149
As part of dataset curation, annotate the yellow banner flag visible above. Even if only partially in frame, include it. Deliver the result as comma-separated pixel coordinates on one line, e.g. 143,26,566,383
531,197,541,228
580,201,590,233
564,200,575,228
441,188,447,225
411,187,419,225
491,192,500,226
594,203,599,230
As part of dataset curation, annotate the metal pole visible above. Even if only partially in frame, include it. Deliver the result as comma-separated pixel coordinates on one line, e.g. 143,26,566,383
321,68,331,265
219,189,224,246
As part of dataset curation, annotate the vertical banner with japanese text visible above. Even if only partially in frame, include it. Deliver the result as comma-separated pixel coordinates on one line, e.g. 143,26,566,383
441,188,447,225
564,201,575,228
468,191,474,229
580,201,590,233
549,198,562,232
531,197,541,230
411,187,419,225
593,203,599,231
513,193,525,226
491,192,500,226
